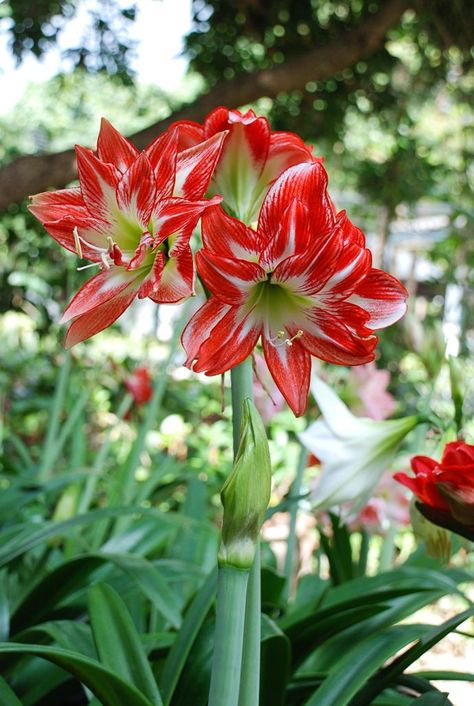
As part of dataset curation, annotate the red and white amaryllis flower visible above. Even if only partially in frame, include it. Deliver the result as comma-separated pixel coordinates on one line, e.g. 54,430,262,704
29,119,226,347
183,162,408,416
173,106,318,224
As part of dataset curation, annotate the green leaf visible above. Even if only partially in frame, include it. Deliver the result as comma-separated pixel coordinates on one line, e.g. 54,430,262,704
354,607,474,704
88,582,162,706
11,555,105,634
0,571,9,641
0,506,180,567
0,677,23,706
413,671,474,682
161,568,217,706
260,614,290,706
0,642,155,706
302,624,427,706
408,694,449,705
104,553,182,629
17,620,96,658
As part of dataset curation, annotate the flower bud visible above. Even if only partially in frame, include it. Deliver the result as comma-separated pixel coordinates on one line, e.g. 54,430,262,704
219,399,271,569
410,501,451,562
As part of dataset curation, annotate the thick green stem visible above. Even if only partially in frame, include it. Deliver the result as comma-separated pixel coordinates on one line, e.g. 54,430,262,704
208,566,250,706
230,358,263,706
238,547,260,706
283,445,308,602
230,358,254,454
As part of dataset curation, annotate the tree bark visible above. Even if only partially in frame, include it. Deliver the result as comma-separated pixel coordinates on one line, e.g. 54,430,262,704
0,0,410,210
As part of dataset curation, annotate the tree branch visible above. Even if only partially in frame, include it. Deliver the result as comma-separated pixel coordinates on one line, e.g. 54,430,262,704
0,0,410,210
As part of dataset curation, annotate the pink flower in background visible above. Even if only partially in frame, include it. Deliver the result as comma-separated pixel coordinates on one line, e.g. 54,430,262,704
252,352,285,423
350,472,410,534
125,366,153,405
350,362,396,420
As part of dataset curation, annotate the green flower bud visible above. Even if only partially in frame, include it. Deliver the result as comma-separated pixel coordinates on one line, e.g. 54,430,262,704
219,399,271,569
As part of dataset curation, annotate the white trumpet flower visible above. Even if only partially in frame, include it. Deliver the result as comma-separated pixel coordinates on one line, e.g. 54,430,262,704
299,377,423,514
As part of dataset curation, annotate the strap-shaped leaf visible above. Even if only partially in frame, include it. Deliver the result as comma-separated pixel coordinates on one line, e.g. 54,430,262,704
160,568,217,706
0,643,154,706
0,677,24,706
88,582,162,706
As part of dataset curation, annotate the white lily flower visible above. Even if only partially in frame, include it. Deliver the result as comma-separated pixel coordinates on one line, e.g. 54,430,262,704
298,377,422,514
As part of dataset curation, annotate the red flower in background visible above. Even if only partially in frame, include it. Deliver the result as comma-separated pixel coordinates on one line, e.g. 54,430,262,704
172,106,318,223
29,119,226,347
182,162,408,416
125,366,153,406
395,441,474,539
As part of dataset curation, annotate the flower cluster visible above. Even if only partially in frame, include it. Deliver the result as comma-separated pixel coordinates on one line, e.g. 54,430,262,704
30,107,408,416
395,441,474,540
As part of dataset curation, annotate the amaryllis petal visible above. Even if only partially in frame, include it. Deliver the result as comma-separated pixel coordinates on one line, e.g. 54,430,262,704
64,284,138,348
196,251,266,304
174,131,228,199
182,297,232,367
61,268,141,323
148,246,195,303
41,215,112,261
334,210,366,247
271,231,340,295
261,131,316,185
116,152,156,228
262,336,311,417
258,162,333,243
173,120,205,150
137,251,165,300
202,206,263,259
317,243,371,299
75,145,120,221
29,188,87,222
153,195,222,249
299,309,377,365
193,306,261,376
144,128,179,201
96,118,139,173
349,269,408,329
260,199,311,270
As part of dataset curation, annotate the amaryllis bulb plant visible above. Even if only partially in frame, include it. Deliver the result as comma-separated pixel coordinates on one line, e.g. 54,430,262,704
29,106,410,706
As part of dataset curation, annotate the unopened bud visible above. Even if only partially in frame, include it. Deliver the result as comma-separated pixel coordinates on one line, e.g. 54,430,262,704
219,399,271,569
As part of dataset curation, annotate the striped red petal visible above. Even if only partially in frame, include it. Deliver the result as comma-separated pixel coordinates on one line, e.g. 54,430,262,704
175,131,228,199
299,308,377,365
144,128,179,201
261,131,316,185
153,195,222,250
173,120,205,149
193,305,261,376
41,215,112,261
258,162,333,243
204,107,270,173
196,250,266,304
182,297,232,367
262,336,311,417
317,243,371,300
116,152,156,228
64,284,138,348
349,269,408,329
29,188,86,222
61,268,141,323
96,118,139,173
75,145,121,220
201,206,263,259
260,199,311,270
148,246,195,303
